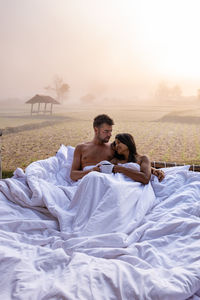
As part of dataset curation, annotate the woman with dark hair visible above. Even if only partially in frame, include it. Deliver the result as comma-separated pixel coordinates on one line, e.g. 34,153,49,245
111,133,151,184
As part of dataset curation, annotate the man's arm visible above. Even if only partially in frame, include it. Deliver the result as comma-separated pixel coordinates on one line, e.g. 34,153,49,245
70,144,99,181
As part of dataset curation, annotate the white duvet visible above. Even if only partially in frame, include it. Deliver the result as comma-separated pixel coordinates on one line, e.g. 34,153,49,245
0,144,200,300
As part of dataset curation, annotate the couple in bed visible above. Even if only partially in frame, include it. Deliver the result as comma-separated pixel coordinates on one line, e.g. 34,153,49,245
70,114,164,183
64,114,164,236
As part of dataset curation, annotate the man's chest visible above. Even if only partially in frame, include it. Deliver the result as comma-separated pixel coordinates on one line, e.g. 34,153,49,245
82,146,112,163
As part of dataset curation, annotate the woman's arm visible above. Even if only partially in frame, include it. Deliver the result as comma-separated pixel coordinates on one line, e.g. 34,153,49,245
112,155,151,184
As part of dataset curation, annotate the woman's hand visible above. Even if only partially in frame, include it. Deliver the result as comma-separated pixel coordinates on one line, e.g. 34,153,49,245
151,168,165,182
112,165,122,173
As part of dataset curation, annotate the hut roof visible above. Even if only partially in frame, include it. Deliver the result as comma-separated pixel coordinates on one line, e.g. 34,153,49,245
26,94,60,104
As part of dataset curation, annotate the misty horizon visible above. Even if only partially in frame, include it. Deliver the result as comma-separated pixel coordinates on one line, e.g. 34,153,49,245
1,0,200,103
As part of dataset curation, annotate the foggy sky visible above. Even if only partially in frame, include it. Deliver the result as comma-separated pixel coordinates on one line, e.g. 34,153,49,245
1,0,200,102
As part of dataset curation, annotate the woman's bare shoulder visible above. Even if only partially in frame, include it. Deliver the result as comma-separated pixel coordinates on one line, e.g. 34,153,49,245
136,154,150,165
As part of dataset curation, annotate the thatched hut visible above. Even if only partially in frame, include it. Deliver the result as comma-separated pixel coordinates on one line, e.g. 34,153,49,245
26,94,60,115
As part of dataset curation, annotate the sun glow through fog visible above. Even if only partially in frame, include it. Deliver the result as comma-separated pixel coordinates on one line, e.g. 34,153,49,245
0,0,200,100
135,0,200,80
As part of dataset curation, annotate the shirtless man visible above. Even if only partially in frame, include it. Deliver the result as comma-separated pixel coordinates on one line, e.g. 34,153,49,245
70,114,114,181
70,114,164,181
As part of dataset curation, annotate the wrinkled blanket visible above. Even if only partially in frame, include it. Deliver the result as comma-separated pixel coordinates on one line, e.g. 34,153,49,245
0,144,200,300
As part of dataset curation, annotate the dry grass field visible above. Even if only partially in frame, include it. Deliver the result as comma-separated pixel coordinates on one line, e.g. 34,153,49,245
1,103,200,175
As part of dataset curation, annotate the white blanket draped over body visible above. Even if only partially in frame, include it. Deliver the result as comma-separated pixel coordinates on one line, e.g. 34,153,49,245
0,144,200,300
63,163,156,236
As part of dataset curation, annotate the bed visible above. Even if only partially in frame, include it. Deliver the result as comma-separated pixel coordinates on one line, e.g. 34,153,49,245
0,144,200,299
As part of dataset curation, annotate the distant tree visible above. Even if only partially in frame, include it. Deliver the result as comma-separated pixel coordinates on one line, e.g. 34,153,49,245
155,82,182,102
44,75,70,103
80,93,96,104
170,85,182,100
155,82,170,101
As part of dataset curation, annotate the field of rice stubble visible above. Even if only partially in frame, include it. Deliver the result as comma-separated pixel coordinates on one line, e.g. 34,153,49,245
1,104,200,174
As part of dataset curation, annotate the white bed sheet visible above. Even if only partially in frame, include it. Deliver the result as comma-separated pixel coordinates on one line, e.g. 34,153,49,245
0,145,200,300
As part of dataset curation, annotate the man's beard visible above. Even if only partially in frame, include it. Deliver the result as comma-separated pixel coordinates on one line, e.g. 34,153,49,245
102,137,110,143
98,135,110,143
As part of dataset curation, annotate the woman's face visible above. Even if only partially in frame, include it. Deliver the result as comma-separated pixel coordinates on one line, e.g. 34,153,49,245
115,138,129,155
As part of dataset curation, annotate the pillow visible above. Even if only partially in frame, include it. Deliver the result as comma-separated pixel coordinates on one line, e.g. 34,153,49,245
56,145,75,184
24,145,76,186
151,165,191,201
56,144,75,165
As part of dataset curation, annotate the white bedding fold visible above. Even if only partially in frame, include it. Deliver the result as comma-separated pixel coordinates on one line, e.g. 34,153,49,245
0,145,200,300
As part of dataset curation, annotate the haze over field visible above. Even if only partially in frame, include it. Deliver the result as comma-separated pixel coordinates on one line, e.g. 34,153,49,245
1,0,200,106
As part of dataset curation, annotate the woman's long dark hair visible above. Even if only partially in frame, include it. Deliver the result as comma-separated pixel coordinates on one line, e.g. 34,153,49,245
111,133,138,162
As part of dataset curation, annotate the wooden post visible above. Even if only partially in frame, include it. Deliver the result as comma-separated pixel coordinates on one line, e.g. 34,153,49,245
0,130,2,179
50,103,53,115
38,102,40,114
44,103,47,114
31,103,33,115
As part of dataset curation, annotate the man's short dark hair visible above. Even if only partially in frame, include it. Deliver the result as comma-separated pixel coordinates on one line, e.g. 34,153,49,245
93,114,114,128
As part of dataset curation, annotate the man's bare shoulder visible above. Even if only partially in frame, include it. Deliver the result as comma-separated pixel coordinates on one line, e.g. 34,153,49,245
74,142,93,151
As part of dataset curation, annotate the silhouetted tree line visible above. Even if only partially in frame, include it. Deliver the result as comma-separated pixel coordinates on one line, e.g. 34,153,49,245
155,81,182,101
